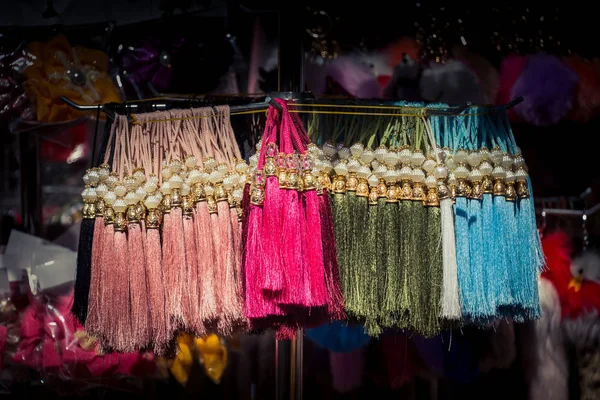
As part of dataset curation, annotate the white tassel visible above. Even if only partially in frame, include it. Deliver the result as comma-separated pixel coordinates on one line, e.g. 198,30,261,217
440,197,461,319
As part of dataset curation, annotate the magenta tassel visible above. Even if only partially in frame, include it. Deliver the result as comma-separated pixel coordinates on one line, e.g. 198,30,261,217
277,189,307,306
303,190,329,307
261,176,284,292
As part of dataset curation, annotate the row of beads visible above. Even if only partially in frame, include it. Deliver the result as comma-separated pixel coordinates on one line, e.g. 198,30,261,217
81,157,251,231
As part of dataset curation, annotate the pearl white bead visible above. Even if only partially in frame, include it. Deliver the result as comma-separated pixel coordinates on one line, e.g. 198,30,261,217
236,160,249,174
144,196,160,209
162,167,172,179
336,147,350,160
448,173,457,185
249,154,259,167
181,183,191,196
398,147,412,164
170,159,183,173
350,142,364,157
114,184,127,198
504,170,515,183
425,174,437,188
96,183,108,198
135,186,146,202
367,174,379,187
124,176,137,191
374,146,388,162
411,168,425,182
333,161,349,176
445,157,456,171
501,155,513,170
514,167,528,180
357,165,371,179
113,198,127,213
168,174,183,189
106,173,118,189
422,159,436,174
104,191,116,206
133,169,146,184
88,169,100,185
208,170,221,183
383,169,395,183
479,161,493,175
233,188,243,201
188,169,201,183
185,156,197,169
454,164,470,179
144,180,157,194
204,157,217,171
469,168,483,182
433,165,448,180
99,166,109,182
490,148,503,165
223,175,234,190
467,151,483,167
374,164,387,178
160,181,171,195
410,151,425,167
399,166,412,180
347,158,361,173
124,191,137,205
491,166,506,179
453,149,468,164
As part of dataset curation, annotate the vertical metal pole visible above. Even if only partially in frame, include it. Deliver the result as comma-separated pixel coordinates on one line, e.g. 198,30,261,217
274,5,305,400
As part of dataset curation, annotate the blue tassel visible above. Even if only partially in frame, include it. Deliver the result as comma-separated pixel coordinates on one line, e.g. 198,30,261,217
454,197,473,318
491,195,512,311
467,198,494,319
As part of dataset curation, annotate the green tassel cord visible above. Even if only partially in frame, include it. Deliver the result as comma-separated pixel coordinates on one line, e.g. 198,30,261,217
331,192,350,309
345,190,366,315
381,200,403,328
397,200,411,326
422,206,443,336
363,201,382,335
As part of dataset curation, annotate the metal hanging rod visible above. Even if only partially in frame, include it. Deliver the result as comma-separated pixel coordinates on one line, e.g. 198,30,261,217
540,203,600,218
61,94,524,118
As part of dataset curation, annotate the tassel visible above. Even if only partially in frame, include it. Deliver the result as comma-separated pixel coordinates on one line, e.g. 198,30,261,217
230,207,243,302
145,221,169,355
303,189,329,307
240,182,251,298
516,179,543,318
397,200,411,328
344,191,359,313
382,200,402,328
318,194,345,320
96,222,115,340
112,228,132,352
73,217,95,324
454,197,473,320
261,174,284,292
182,211,203,336
490,195,512,313
331,192,349,308
348,191,370,318
208,198,225,321
440,198,461,319
406,201,427,332
217,199,242,334
163,206,187,334
502,197,525,320
127,219,150,350
423,206,443,337
467,198,494,319
279,188,307,306
244,203,270,319
196,201,218,322
363,199,381,335
85,216,104,334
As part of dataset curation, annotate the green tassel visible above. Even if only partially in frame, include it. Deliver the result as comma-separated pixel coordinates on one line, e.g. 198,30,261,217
375,198,387,329
398,200,411,326
346,191,369,316
363,200,381,335
382,201,402,327
406,201,428,333
345,191,359,312
421,206,443,337
332,192,350,306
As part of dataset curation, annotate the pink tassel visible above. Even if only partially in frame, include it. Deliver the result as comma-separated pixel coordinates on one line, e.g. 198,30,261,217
217,200,241,334
229,207,242,295
128,221,150,350
261,175,284,291
183,213,203,336
112,229,132,352
162,209,186,335
244,204,268,319
96,223,114,340
303,190,329,307
319,194,346,319
172,207,189,331
196,201,218,322
85,216,104,334
144,225,169,355
209,204,225,320
279,179,307,307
